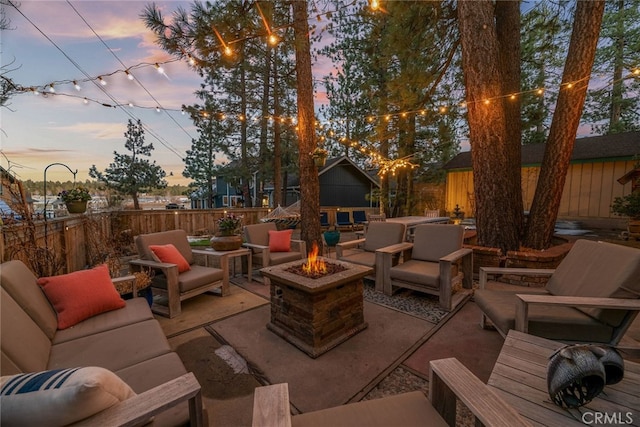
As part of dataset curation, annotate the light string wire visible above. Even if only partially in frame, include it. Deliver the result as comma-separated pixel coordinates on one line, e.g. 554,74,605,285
65,0,193,149
7,0,186,162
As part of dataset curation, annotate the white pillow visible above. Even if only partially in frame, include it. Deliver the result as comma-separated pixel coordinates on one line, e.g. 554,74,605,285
1,366,136,426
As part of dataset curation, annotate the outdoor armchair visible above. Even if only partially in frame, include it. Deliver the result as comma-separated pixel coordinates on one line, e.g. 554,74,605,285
242,222,307,270
320,211,331,228
352,210,367,230
336,221,406,291
252,358,530,427
380,224,472,311
474,239,640,345
335,211,354,230
130,229,229,318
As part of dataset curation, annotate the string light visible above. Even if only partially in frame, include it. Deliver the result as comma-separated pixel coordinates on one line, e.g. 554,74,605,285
48,84,55,93
73,80,81,91
155,63,164,74
97,76,106,86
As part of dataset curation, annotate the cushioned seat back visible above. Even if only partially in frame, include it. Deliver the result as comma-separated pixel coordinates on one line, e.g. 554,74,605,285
545,239,640,327
244,222,277,247
0,260,58,339
411,224,464,262
362,222,406,252
1,289,51,375
135,230,194,265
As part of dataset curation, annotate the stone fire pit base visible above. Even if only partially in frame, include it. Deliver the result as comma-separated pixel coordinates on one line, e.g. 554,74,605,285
261,258,373,359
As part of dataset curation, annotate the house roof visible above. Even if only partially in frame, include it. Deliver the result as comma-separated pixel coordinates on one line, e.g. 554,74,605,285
443,131,640,170
318,156,380,187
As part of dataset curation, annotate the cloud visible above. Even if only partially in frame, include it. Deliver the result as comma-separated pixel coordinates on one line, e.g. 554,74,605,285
49,122,125,140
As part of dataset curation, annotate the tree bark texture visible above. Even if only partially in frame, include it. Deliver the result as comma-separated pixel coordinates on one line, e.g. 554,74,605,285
496,0,524,237
458,0,521,253
524,1,605,249
292,0,320,254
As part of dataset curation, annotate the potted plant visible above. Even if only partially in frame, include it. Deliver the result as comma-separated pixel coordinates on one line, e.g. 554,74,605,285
211,213,244,251
611,191,640,239
58,186,92,214
311,147,329,167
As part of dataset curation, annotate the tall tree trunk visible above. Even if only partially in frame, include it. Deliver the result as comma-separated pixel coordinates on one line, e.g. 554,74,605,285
496,0,523,238
273,49,283,208
260,42,272,207
458,0,520,253
609,0,624,130
524,1,605,249
292,0,320,254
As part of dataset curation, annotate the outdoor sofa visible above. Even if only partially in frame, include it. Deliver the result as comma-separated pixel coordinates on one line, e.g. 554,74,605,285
0,259,203,426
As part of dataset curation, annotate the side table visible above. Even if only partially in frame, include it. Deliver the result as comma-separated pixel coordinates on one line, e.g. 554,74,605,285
199,247,252,285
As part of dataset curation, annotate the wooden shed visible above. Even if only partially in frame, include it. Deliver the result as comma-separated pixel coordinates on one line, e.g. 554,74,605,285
443,131,640,224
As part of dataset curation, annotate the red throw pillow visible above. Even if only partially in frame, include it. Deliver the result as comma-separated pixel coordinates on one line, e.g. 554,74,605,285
148,244,191,273
269,229,293,252
37,264,125,330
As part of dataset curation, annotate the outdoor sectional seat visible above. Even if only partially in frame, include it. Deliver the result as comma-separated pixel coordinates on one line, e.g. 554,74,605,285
0,260,203,426
131,229,229,318
336,221,406,291
474,239,640,345
252,358,530,427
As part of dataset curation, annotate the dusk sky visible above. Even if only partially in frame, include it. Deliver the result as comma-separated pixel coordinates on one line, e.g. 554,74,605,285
1,1,333,185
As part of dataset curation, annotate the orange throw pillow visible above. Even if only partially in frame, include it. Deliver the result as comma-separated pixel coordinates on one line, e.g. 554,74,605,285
37,264,125,330
149,244,191,273
268,229,293,252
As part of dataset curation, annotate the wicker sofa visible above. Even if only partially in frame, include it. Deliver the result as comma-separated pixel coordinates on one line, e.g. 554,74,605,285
0,260,203,426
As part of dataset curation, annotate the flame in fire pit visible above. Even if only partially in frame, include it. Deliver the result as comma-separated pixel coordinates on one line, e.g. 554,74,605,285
302,243,327,275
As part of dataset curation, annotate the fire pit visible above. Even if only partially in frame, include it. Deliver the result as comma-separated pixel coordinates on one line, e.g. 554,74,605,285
261,246,372,358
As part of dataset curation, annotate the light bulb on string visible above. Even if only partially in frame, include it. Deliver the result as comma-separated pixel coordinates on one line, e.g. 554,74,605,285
125,70,134,81
73,81,81,91
155,63,164,74
98,76,107,86
48,84,55,93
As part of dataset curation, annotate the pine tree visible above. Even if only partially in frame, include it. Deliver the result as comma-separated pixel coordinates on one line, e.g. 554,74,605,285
89,119,167,210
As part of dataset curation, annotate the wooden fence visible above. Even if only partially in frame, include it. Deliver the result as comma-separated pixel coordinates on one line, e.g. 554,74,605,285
1,206,378,275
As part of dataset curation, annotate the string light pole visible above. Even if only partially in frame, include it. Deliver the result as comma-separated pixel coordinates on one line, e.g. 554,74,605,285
43,162,77,251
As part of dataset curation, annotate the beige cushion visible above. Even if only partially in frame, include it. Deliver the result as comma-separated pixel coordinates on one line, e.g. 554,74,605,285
362,222,406,252
411,224,464,262
340,251,377,268
244,222,277,247
390,260,440,289
545,239,640,326
52,298,153,344
48,320,171,372
474,288,614,343
292,391,446,427
1,366,135,427
0,260,58,339
135,230,194,265
0,289,51,374
152,264,224,293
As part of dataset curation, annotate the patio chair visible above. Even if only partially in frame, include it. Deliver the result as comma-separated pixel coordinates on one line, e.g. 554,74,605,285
380,224,472,311
242,222,307,270
320,211,331,228
336,221,406,291
130,229,229,318
352,210,367,230
474,239,640,345
252,358,530,427
335,211,354,231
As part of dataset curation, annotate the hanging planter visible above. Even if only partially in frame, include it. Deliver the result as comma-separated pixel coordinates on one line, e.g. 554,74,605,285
312,148,328,168
59,187,91,214
65,200,88,214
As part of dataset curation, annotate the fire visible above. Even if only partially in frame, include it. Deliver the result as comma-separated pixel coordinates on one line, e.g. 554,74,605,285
302,243,327,275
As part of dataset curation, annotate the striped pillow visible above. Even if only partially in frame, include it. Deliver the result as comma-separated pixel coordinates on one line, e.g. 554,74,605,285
1,367,135,426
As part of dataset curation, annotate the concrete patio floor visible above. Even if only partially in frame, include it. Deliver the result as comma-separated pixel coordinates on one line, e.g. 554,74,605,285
161,229,640,426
